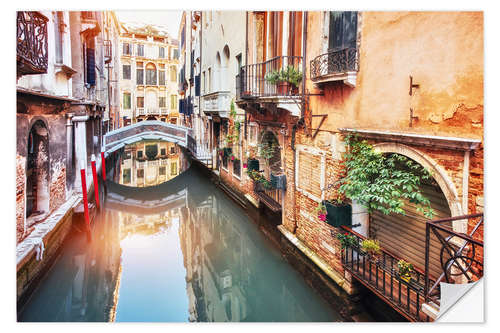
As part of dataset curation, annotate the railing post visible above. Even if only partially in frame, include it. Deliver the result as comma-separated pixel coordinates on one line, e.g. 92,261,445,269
424,221,430,303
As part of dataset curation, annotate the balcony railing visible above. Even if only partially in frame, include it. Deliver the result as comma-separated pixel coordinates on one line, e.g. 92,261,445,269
135,108,171,117
310,47,358,82
253,181,282,212
202,91,231,117
17,11,48,76
238,56,303,99
340,225,433,322
424,213,484,308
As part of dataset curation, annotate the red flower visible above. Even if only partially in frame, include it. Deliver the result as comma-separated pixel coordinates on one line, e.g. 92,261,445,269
231,156,235,161
345,232,348,236
243,163,248,168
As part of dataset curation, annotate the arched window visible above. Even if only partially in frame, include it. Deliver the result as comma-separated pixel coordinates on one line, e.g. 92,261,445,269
170,65,177,82
145,63,157,85
26,120,50,219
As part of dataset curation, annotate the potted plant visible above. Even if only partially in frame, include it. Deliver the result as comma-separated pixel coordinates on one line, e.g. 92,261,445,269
322,195,352,228
336,232,358,250
360,239,381,263
314,202,327,222
397,259,414,283
264,66,303,95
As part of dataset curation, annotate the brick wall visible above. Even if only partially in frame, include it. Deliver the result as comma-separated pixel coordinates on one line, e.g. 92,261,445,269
16,155,26,243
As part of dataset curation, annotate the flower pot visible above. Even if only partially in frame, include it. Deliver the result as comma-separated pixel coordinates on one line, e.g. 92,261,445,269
323,201,352,227
400,274,411,283
277,82,291,95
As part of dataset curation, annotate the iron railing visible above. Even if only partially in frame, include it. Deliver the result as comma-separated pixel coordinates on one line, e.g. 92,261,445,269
340,225,433,322
238,56,303,99
253,181,282,212
424,213,484,306
310,47,358,81
17,11,48,76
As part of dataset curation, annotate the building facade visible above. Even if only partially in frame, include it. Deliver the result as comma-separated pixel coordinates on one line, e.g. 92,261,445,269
182,10,484,321
119,22,180,127
16,10,119,304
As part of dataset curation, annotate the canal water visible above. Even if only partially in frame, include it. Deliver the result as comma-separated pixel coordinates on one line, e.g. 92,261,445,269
18,140,362,322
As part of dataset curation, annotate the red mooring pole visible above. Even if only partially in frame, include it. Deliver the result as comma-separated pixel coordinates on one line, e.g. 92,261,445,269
91,154,100,209
80,161,91,240
100,147,106,182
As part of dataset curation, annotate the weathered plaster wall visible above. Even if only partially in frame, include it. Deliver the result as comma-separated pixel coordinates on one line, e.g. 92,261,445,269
306,11,483,140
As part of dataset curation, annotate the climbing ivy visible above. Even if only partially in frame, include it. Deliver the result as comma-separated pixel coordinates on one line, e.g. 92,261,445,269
337,134,435,218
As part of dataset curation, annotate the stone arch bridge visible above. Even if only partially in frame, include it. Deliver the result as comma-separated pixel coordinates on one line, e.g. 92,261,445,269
103,120,196,157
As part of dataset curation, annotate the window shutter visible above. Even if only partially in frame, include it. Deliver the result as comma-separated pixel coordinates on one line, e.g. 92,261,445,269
298,150,322,199
329,11,357,51
86,47,96,86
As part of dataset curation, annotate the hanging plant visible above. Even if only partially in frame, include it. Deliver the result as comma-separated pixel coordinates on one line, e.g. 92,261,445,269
314,202,327,222
337,134,435,218
258,141,277,161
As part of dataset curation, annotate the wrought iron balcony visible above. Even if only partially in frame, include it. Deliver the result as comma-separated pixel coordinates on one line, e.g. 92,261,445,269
237,56,303,99
17,11,48,76
423,213,483,317
340,225,433,322
310,47,358,84
202,91,231,118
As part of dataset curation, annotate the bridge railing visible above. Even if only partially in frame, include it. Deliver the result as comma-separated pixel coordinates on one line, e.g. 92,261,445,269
103,121,194,155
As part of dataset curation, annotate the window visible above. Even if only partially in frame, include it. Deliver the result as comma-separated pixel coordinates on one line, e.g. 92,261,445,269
160,148,166,155
123,92,131,109
202,71,206,94
170,95,178,109
248,123,258,145
236,53,242,72
170,65,177,82
296,147,325,201
137,96,144,108
288,12,303,57
171,162,178,176
137,150,143,158
123,42,131,55
136,62,144,85
161,117,166,122
136,44,144,56
159,70,165,85
146,63,157,85
159,166,166,175
173,48,179,60
123,64,131,79
123,169,131,184
54,12,64,64
85,38,96,86
170,146,175,154
328,11,357,51
159,97,166,108
208,68,212,92
137,169,144,178
159,47,165,58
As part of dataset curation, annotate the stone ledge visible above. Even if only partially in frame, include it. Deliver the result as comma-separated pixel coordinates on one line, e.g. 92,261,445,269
16,194,81,269
277,224,354,294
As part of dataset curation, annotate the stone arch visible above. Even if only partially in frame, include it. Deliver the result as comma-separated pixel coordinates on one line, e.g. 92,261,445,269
215,51,222,91
259,129,282,174
373,142,463,220
26,119,50,221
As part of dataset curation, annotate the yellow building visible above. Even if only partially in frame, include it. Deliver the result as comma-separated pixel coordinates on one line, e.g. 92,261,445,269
119,22,180,127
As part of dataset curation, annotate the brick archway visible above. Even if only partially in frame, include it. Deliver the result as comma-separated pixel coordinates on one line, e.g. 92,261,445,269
373,142,464,230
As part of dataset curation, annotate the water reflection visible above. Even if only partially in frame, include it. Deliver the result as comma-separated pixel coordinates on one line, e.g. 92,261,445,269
19,141,342,322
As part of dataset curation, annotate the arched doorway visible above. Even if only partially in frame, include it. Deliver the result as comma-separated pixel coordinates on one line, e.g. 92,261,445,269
26,120,50,219
259,130,281,176
369,144,459,279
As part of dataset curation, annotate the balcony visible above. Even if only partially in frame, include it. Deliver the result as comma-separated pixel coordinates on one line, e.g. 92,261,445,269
135,108,170,117
310,47,358,87
202,91,231,118
253,181,282,212
17,11,48,77
237,56,303,100
340,213,484,322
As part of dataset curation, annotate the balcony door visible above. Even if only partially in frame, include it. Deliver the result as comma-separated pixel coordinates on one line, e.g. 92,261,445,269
146,90,158,112
328,11,357,52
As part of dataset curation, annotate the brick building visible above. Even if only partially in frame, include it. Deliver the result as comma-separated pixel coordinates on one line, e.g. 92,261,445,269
16,11,119,304
183,11,484,321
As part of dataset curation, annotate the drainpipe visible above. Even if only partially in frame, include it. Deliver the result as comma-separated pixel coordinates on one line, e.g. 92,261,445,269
66,113,74,198
244,11,248,140
301,11,308,120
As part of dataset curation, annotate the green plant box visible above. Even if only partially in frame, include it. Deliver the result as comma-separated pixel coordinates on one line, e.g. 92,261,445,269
247,159,259,172
323,201,352,228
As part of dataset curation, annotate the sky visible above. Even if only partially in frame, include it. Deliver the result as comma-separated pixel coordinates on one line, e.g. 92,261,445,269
116,11,183,38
